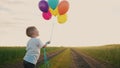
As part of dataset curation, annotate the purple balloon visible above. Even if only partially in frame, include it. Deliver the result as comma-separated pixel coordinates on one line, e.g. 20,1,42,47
38,0,49,12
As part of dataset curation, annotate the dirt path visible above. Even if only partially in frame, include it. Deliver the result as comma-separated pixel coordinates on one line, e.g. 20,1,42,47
71,49,113,68
71,49,91,68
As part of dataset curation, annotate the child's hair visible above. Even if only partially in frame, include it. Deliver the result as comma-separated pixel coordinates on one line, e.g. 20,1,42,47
26,26,37,37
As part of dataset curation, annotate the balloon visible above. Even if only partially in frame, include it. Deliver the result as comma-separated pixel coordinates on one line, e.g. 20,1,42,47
57,14,67,24
42,11,52,20
49,7,59,16
58,0,69,15
39,0,49,12
48,0,59,10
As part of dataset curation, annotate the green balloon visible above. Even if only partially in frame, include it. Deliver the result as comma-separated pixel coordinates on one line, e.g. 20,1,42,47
48,0,59,10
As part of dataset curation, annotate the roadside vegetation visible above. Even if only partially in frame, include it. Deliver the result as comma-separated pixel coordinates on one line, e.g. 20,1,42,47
39,49,72,68
0,47,63,67
75,45,120,68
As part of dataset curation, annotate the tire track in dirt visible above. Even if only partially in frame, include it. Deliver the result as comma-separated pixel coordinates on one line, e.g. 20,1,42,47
71,49,91,68
71,49,114,68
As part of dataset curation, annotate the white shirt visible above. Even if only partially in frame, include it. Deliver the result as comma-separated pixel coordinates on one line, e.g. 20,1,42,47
23,38,44,64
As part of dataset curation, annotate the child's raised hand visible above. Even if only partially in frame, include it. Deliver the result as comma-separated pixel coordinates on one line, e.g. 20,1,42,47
45,41,51,45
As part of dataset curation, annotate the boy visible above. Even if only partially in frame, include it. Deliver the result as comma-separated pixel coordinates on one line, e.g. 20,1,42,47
23,26,50,68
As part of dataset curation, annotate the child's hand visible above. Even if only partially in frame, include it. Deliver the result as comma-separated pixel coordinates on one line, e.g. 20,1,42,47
45,41,51,45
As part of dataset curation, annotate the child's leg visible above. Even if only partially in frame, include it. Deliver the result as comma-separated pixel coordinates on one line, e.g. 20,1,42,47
23,60,35,68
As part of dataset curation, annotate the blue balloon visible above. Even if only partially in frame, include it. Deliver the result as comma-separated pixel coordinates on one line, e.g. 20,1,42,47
48,0,59,10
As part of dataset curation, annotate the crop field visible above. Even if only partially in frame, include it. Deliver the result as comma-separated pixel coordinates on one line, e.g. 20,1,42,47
0,47,25,65
0,47,64,68
0,45,120,68
74,45,120,68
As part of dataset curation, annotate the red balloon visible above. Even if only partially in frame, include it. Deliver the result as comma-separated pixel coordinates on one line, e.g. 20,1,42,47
42,11,52,20
58,0,69,15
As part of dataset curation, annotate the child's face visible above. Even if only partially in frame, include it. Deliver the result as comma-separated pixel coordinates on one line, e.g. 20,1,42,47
32,29,39,38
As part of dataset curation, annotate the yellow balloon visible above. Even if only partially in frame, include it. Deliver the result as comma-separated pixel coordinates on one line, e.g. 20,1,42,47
49,7,59,16
57,14,67,24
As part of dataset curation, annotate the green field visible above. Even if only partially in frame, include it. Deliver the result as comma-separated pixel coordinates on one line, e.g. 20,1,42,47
75,45,120,68
0,45,120,68
0,47,25,65
0,47,63,67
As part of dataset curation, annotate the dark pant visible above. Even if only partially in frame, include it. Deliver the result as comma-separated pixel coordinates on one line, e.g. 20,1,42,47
23,60,35,68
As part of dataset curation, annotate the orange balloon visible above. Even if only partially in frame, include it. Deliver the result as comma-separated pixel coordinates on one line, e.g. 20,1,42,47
58,0,69,15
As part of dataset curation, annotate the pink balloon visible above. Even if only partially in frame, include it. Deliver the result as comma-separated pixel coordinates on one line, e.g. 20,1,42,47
42,11,52,20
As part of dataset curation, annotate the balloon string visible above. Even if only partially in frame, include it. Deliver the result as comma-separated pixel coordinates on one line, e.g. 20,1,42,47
49,22,55,42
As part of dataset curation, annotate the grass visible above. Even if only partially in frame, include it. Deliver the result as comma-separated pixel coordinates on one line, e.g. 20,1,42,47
0,47,25,65
75,45,120,68
39,49,72,68
0,47,63,66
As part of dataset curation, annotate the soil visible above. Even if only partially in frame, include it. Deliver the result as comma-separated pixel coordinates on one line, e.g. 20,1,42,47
71,49,91,68
71,49,114,68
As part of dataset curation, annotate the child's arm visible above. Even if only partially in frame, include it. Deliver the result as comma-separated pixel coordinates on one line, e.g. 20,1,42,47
42,41,51,48
37,39,51,48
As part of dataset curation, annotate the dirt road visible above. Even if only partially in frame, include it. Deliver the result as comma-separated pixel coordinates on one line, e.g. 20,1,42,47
71,49,114,68
71,49,91,68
